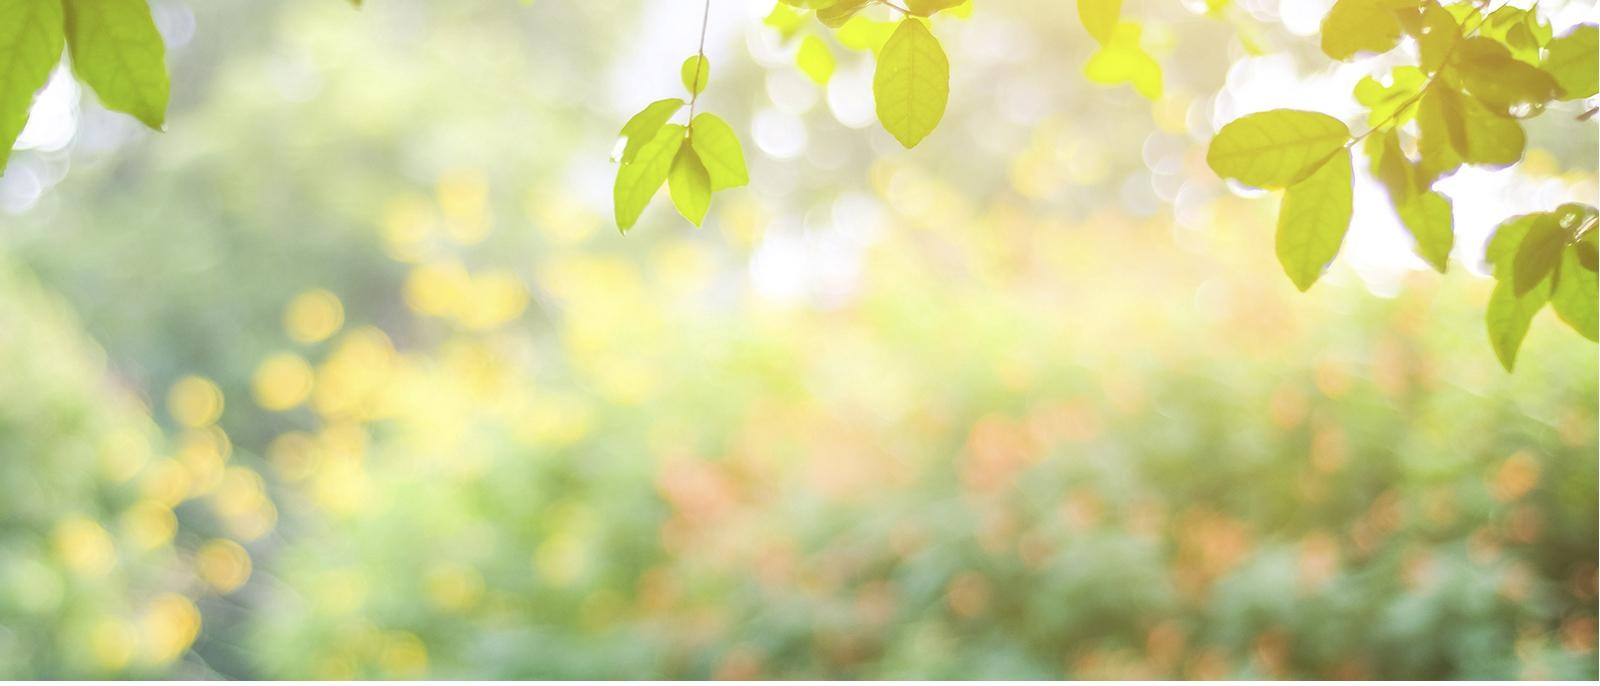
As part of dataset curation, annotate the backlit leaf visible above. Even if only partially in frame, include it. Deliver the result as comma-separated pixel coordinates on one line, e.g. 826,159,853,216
1543,24,1598,100
681,55,710,96
668,145,711,226
689,112,748,191
1078,0,1121,44
818,0,869,28
617,98,684,164
1276,147,1353,291
614,124,684,231
1320,0,1410,61
1396,190,1453,273
1083,21,1163,100
873,18,949,148
64,0,170,130
1453,38,1562,114
797,34,836,85
906,0,965,16
0,0,65,169
1550,244,1598,341
1486,264,1551,372
1206,109,1350,189
1511,214,1565,295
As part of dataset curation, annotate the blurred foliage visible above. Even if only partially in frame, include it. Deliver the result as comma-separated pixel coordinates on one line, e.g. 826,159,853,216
0,0,1595,680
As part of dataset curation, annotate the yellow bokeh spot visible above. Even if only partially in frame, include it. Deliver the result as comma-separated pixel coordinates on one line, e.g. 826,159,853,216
284,289,345,344
312,327,397,421
252,352,315,411
167,376,223,428
139,459,192,507
457,270,529,331
312,567,368,615
533,532,589,588
176,427,232,497
138,593,201,666
424,563,484,611
196,538,252,594
267,430,320,481
524,184,599,245
90,617,136,672
120,500,177,551
99,426,152,482
404,261,471,319
380,194,437,262
437,169,492,245
379,632,429,679
53,517,116,577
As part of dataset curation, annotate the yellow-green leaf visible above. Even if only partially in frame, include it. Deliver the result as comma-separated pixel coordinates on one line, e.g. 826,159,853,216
1486,258,1552,372
0,0,64,170
1551,243,1598,341
1276,148,1353,291
668,145,711,226
1453,93,1524,167
1077,0,1121,44
617,98,684,164
797,34,836,85
614,124,684,231
1543,24,1598,100
1454,37,1561,114
1206,109,1350,189
64,0,170,130
681,55,710,96
1083,21,1163,100
1511,214,1565,295
873,18,949,148
1415,87,1463,183
906,0,965,16
1396,190,1453,273
1320,0,1410,61
688,112,748,191
836,14,897,53
818,0,868,28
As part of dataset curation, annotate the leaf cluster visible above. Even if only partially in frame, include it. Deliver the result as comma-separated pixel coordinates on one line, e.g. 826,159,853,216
1205,0,1597,368
0,0,169,169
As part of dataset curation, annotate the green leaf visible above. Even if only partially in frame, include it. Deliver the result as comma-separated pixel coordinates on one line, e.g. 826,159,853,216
1206,109,1350,189
764,3,807,40
614,124,684,231
617,98,684,164
0,0,65,170
817,0,868,28
668,145,711,226
1353,66,1424,127
873,18,949,148
1453,92,1525,167
797,34,836,85
1511,214,1566,295
1077,0,1121,44
64,0,170,130
1082,21,1163,100
688,112,748,191
1320,0,1410,61
1413,3,1461,74
1486,260,1552,372
1543,24,1598,100
906,0,965,16
681,55,710,96
1398,191,1454,273
1276,148,1353,291
1452,38,1562,115
1551,244,1598,341
835,14,897,53
1486,213,1538,272
1415,87,1463,183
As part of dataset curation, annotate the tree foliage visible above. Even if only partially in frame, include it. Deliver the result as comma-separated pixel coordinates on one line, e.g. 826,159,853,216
0,0,1594,370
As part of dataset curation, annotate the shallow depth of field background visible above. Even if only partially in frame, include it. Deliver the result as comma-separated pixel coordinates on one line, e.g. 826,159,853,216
0,0,1596,679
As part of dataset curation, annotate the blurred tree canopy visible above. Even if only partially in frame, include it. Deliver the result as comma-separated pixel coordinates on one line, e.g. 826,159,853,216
0,0,1595,680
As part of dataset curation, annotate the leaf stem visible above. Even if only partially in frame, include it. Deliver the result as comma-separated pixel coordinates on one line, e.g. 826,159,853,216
687,0,712,129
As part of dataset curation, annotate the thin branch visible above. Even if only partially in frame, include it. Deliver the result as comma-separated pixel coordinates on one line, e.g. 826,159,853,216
687,0,713,126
